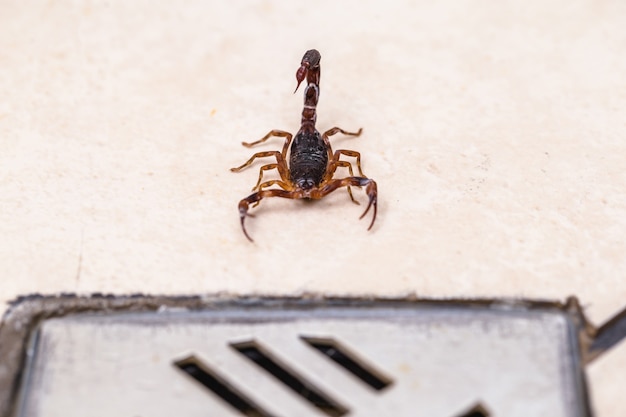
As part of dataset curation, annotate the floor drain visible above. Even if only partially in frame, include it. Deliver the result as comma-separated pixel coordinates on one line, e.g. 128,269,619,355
1,296,599,417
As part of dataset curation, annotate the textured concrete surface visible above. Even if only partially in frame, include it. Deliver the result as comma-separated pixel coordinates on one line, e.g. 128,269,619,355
0,0,625,415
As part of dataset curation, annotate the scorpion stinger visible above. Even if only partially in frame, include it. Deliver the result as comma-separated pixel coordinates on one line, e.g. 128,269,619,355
231,49,378,242
294,49,320,94
294,64,307,93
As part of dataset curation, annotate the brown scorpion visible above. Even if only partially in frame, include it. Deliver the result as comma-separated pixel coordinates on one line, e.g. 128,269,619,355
231,49,378,242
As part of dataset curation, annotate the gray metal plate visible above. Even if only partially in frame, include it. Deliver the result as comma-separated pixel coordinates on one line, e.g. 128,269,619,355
13,304,588,417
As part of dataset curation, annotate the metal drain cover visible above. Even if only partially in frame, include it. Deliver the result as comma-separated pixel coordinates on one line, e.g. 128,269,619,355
9,299,588,417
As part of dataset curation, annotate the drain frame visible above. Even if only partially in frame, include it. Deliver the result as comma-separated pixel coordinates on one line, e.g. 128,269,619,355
0,294,615,417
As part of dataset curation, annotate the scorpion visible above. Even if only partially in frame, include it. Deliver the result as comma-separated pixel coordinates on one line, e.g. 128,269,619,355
231,49,378,242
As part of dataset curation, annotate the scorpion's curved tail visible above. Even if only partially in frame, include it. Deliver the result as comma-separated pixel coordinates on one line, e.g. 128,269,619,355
294,49,321,129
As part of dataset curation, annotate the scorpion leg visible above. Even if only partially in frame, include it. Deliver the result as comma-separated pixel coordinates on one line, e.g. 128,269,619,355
231,151,280,172
323,148,366,204
257,180,293,192
238,189,303,242
251,163,278,191
241,130,293,163
325,160,360,204
230,151,290,183
332,149,365,177
232,152,291,209
241,130,292,149
322,126,363,139
321,126,363,157
252,179,293,207
313,177,378,230
322,129,363,184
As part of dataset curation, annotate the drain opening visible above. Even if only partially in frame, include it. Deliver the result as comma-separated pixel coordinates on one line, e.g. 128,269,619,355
300,335,393,390
174,355,276,417
230,340,349,417
455,402,490,417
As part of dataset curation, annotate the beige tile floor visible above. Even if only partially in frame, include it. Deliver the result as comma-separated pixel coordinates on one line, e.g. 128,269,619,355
0,0,625,415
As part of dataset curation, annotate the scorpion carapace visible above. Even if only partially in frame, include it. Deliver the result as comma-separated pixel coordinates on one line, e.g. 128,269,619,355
230,49,378,242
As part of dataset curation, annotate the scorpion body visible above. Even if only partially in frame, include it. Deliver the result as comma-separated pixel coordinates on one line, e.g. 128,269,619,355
289,130,328,190
231,49,378,241
289,49,327,192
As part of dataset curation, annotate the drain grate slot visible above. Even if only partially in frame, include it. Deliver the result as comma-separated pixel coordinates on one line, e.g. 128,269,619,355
174,356,276,417
230,339,349,417
300,335,392,390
